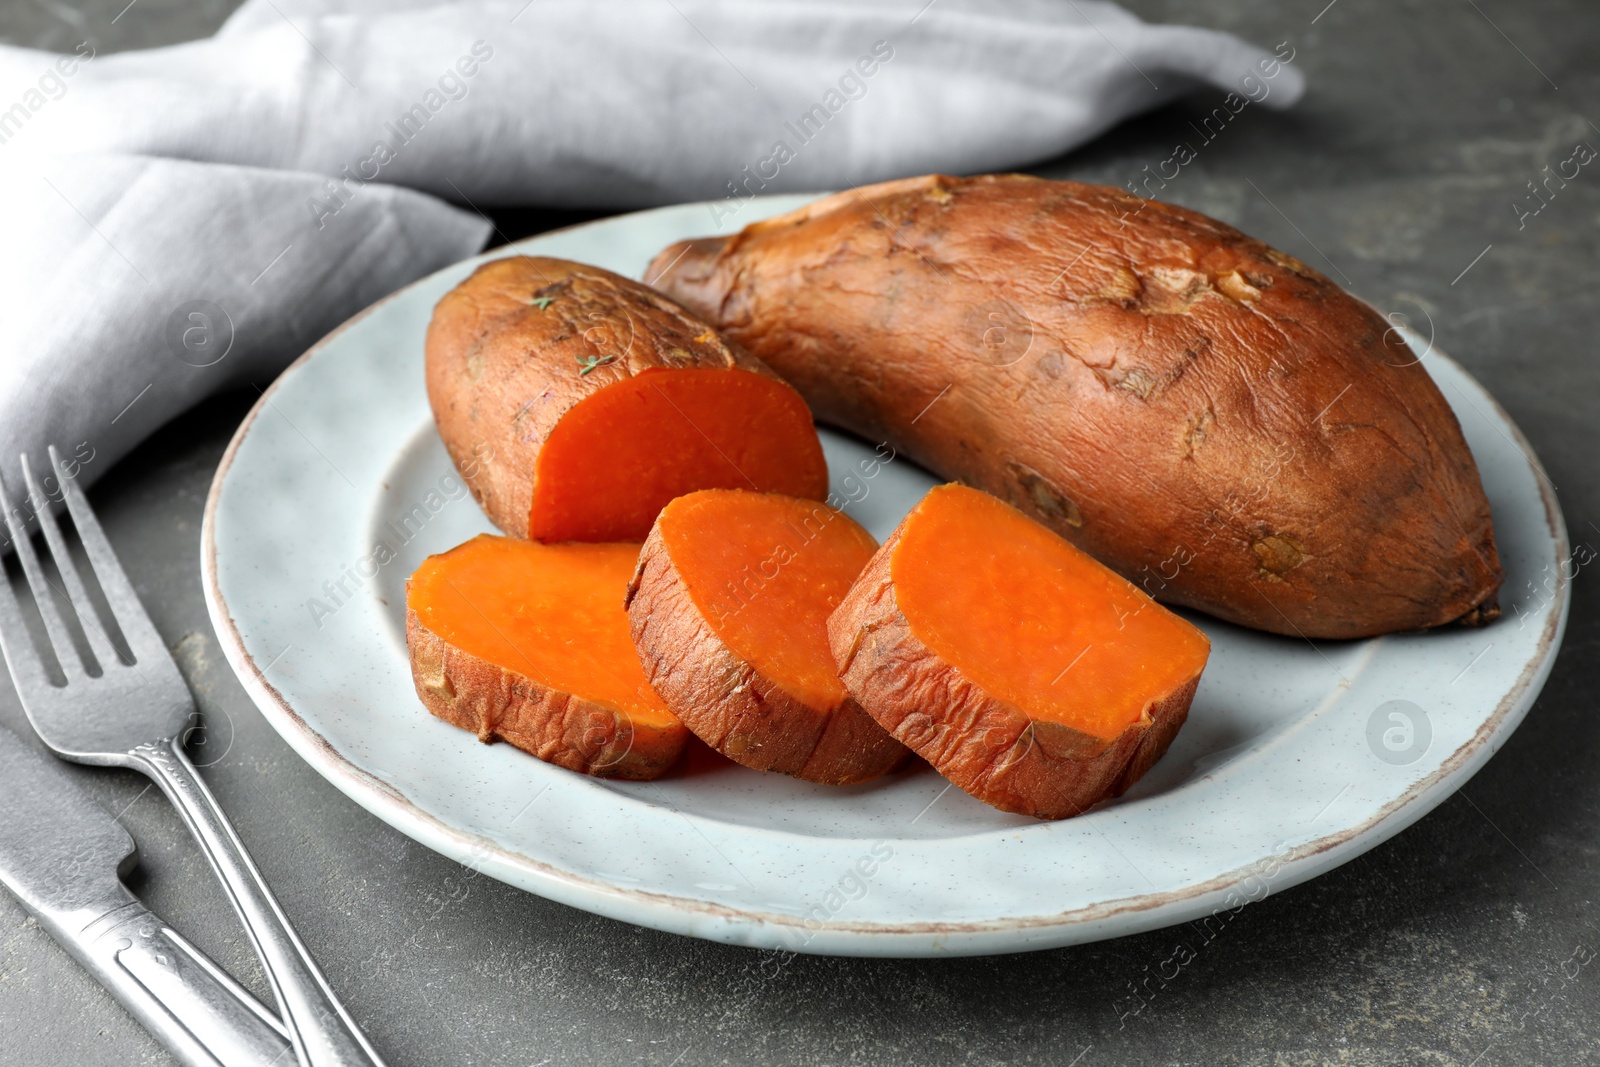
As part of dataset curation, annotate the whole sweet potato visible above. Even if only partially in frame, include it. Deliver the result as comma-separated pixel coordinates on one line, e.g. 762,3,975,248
651,175,1503,639
426,256,828,542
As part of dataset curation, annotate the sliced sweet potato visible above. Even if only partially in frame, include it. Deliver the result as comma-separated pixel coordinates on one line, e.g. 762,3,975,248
829,484,1211,819
626,490,908,785
407,534,686,779
650,174,1503,639
426,256,829,542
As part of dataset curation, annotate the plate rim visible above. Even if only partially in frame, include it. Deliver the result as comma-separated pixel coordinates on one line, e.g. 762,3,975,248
200,199,1571,955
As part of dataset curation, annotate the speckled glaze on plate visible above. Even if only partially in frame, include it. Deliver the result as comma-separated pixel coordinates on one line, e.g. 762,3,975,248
201,195,1569,957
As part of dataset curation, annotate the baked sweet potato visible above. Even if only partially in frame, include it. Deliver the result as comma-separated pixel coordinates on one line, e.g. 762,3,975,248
426,256,829,542
407,534,686,779
626,490,907,784
829,484,1211,820
650,174,1503,639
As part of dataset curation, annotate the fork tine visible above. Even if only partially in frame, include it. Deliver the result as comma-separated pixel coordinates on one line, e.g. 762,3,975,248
0,466,84,679
21,453,122,671
48,446,169,665
0,513,54,696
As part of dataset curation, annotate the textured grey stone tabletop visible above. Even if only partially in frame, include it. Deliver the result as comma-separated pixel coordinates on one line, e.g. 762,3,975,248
2,2,1597,1064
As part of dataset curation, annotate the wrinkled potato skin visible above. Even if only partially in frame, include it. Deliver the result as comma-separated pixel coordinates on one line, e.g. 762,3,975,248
827,529,1196,820
626,524,909,785
652,174,1503,639
425,256,788,538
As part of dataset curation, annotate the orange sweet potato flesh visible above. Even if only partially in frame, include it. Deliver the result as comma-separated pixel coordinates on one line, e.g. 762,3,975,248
650,174,1503,639
426,256,829,542
627,490,908,784
407,534,687,779
829,484,1211,819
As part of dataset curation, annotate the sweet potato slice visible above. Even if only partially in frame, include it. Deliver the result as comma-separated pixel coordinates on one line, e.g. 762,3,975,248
626,490,908,784
651,174,1503,639
829,484,1211,819
407,534,686,779
426,256,829,542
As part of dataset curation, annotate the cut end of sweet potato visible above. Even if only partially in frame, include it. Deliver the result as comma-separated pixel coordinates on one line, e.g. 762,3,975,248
897,485,1211,744
660,490,876,710
530,367,828,543
627,490,909,785
830,484,1211,819
425,255,829,543
407,534,686,779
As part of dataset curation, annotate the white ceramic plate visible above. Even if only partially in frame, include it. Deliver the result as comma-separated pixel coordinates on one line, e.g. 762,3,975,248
202,195,1569,957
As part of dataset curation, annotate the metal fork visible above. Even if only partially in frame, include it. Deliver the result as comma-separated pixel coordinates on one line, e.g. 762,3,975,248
0,447,385,1067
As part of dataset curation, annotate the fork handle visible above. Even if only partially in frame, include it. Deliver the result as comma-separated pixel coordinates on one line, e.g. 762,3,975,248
131,736,387,1067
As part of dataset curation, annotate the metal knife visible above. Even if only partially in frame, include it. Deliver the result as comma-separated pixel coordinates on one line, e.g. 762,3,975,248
0,726,294,1066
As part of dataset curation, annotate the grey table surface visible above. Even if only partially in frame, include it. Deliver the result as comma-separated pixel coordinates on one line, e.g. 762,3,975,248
2,1,1598,1064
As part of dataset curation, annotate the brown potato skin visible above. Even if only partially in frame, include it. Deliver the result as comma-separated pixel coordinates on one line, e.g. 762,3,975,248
626,523,909,785
827,526,1198,820
651,174,1503,640
407,606,686,780
425,255,799,539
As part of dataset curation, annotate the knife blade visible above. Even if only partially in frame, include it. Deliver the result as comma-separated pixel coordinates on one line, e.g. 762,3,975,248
0,726,294,1066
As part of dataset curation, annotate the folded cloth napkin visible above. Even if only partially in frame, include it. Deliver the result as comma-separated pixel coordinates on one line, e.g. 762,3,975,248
0,0,1303,506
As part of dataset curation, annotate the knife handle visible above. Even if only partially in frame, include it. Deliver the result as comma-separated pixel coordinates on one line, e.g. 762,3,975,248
69,900,295,1067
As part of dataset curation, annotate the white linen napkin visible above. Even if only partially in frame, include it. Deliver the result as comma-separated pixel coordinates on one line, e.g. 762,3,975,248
0,0,1304,501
